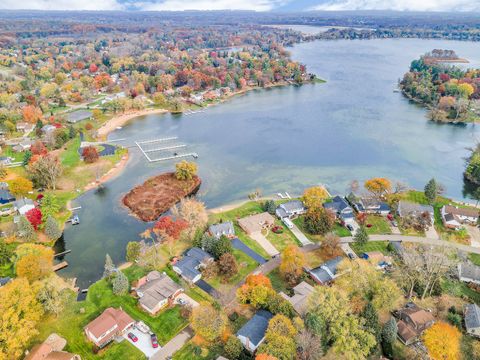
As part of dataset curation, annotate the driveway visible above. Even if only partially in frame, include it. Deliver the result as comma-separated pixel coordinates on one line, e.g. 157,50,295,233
123,326,160,358
466,225,480,248
175,293,199,308
290,224,313,246
425,225,439,240
195,279,220,298
150,328,193,360
250,232,280,257
340,243,357,258
232,238,267,264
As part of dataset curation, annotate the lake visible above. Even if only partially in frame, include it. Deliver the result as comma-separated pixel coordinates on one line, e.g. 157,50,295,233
59,37,480,288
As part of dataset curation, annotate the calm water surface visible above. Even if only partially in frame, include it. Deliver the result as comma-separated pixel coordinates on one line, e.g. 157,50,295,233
59,38,480,288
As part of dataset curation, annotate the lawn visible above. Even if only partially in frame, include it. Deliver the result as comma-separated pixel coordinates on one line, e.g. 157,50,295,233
173,341,222,360
268,268,289,293
3,146,25,163
207,248,258,289
333,223,352,237
266,219,300,252
60,136,81,168
442,278,480,304
469,253,480,266
364,215,391,235
350,241,391,255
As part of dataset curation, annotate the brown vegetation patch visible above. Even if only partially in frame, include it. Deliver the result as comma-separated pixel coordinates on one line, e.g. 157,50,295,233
122,172,201,222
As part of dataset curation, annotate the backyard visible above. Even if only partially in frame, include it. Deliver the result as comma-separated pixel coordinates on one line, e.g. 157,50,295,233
364,215,391,235
350,241,391,255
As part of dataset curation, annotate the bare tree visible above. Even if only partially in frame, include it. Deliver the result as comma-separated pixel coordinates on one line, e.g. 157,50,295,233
296,329,323,360
321,232,341,257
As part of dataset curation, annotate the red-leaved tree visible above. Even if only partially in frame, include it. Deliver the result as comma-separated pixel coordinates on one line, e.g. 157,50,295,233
154,216,188,239
31,140,48,156
82,146,99,163
25,208,42,230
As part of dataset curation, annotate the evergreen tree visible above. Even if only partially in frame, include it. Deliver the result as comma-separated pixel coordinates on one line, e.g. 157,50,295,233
44,216,62,241
264,200,277,215
112,270,129,295
22,150,32,166
381,317,398,358
354,226,369,245
224,336,243,359
68,125,76,139
424,178,438,204
18,216,37,242
0,240,13,265
212,235,233,259
103,254,116,280
126,242,141,262
361,302,381,343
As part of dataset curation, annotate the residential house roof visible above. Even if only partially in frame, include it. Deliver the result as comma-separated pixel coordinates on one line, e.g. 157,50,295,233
174,247,213,282
25,333,78,360
208,221,235,238
397,201,434,217
67,110,93,123
237,310,273,347
238,212,275,234
279,200,305,213
309,256,343,284
137,271,182,311
458,262,480,283
0,277,11,286
355,198,391,212
323,196,352,214
395,303,435,344
84,307,134,340
443,205,479,218
14,198,34,209
280,281,314,315
465,303,480,331
0,189,15,202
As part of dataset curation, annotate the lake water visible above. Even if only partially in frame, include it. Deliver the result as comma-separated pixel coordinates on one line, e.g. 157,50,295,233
59,37,480,288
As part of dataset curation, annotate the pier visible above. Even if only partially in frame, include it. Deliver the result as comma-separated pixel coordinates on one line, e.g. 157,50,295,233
135,136,198,162
53,261,68,271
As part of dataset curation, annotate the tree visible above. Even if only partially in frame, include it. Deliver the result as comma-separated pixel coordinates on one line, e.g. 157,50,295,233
175,160,197,180
40,193,61,220
320,232,341,257
8,177,33,197
44,215,62,241
190,303,227,342
31,140,47,156
154,216,189,239
279,245,305,286
22,104,42,123
423,322,460,360
82,146,99,163
361,302,380,343
354,226,369,245
103,254,116,279
296,329,323,360
172,198,208,239
0,165,7,180
37,275,74,316
381,317,398,358
126,242,141,262
212,235,233,259
237,274,274,308
0,240,13,265
217,253,238,279
424,178,438,204
364,178,391,198
27,155,63,190
16,244,53,282
17,216,37,242
112,270,129,295
22,150,32,166
0,278,43,359
256,355,278,360
304,207,335,235
264,200,277,215
25,208,42,230
302,186,328,210
224,336,243,359
258,315,297,360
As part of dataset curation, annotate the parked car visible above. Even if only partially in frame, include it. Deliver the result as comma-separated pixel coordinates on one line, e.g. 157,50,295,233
346,224,354,231
282,217,294,229
128,333,138,342
151,333,159,348
392,221,398,227
348,253,355,260
177,298,187,305
136,321,151,334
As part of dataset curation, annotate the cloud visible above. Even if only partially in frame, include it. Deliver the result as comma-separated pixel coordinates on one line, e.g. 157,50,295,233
139,0,284,11
0,0,124,10
312,0,480,12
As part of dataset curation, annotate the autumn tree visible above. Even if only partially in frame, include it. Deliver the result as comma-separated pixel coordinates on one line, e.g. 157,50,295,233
25,208,42,230
45,216,62,241
304,207,335,235
237,273,274,308
37,275,74,316
22,105,43,123
279,245,305,286
153,216,189,255
126,242,141,262
296,329,323,360
31,140,47,156
321,232,341,257
172,198,208,239
302,186,329,210
82,146,99,163
258,314,297,360
224,336,243,359
217,253,238,279
0,239,13,265
8,177,33,197
364,178,391,199
27,155,63,190
175,160,198,180
190,303,227,342
256,355,278,360
0,278,43,359
15,244,53,282
18,216,37,241
423,322,460,360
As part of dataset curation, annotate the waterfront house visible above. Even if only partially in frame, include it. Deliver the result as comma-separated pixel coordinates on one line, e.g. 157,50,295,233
209,221,235,239
135,271,183,315
238,212,275,235
236,310,273,353
350,195,391,216
0,188,15,204
397,201,434,223
66,110,93,124
394,303,434,345
279,281,314,315
25,333,80,360
458,262,480,285
309,256,344,285
323,196,352,216
464,303,480,338
84,307,135,348
441,205,479,229
172,247,214,284
275,200,306,219
14,198,35,215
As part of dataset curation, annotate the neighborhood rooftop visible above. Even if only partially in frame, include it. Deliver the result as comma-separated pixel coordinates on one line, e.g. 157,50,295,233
237,310,273,348
66,110,93,123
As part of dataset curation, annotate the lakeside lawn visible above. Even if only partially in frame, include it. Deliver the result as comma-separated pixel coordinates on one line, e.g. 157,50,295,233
34,266,189,360
364,215,391,235
292,216,351,241
350,241,391,255
266,219,300,252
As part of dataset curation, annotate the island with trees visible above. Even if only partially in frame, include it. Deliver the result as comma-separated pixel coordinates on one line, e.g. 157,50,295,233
400,50,480,123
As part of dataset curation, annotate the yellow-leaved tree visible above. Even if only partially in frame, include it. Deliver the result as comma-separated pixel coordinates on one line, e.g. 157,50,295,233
423,322,461,360
364,178,391,198
302,186,329,210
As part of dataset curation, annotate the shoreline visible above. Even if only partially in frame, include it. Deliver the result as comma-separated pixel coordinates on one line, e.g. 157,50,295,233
83,153,130,192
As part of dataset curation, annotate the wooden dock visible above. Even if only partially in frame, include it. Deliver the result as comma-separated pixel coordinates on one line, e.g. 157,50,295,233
52,261,68,271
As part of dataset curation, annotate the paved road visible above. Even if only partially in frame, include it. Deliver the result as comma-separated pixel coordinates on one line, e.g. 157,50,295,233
290,224,313,246
232,238,267,264
150,328,193,360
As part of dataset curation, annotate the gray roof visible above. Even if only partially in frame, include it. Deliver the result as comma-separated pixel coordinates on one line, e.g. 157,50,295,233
209,221,234,238
459,262,480,282
175,247,213,282
309,256,343,284
14,198,34,208
465,303,480,330
0,277,11,286
280,200,305,213
0,189,14,201
237,310,273,347
137,271,182,310
186,247,213,263
324,196,352,214
67,110,93,123
398,201,434,217
275,207,288,218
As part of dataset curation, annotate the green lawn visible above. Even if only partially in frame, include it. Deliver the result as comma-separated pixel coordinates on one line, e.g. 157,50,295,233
173,342,222,360
3,146,25,163
364,215,391,235
60,136,81,168
350,241,390,255
442,278,480,304
207,248,258,289
469,253,480,266
267,268,289,293
266,219,300,252
333,223,352,237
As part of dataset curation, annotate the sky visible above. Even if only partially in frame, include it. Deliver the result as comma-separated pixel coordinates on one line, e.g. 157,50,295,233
1,0,480,12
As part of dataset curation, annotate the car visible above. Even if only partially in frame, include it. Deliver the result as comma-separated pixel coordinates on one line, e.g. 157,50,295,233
348,253,355,260
177,298,187,305
151,333,159,348
128,333,138,342
346,224,354,231
392,221,398,227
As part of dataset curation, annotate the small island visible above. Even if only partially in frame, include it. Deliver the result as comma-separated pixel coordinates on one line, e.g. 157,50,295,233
400,49,479,124
122,161,201,222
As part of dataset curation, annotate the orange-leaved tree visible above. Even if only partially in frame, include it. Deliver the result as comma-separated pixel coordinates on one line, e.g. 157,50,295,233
423,322,461,360
364,177,391,198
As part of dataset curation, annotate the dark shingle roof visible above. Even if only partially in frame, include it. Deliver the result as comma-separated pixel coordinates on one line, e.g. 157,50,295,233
209,222,234,237
237,310,273,347
309,256,343,284
324,196,351,213
465,303,480,331
280,200,304,213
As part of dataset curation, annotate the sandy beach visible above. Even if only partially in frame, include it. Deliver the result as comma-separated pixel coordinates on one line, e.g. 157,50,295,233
83,153,130,192
97,108,168,138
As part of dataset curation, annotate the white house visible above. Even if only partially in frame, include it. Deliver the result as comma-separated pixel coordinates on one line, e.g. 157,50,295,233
14,198,35,215
441,205,479,230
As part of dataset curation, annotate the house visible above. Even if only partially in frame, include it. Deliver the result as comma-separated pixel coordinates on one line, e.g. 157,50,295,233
323,195,353,216
0,156,12,166
275,200,306,219
309,256,344,285
351,196,391,216
458,262,480,285
238,212,275,235
12,139,32,152
172,247,214,283
208,221,235,239
394,303,435,345
237,310,273,352
464,303,480,338
66,110,93,124
279,281,314,315
25,333,81,360
441,205,479,229
135,271,183,314
14,198,35,215
41,125,57,135
16,122,34,134
0,188,15,204
397,201,434,222
84,307,135,348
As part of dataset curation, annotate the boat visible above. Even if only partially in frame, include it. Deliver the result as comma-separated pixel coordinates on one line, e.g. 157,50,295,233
116,126,122,130
71,215,80,225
